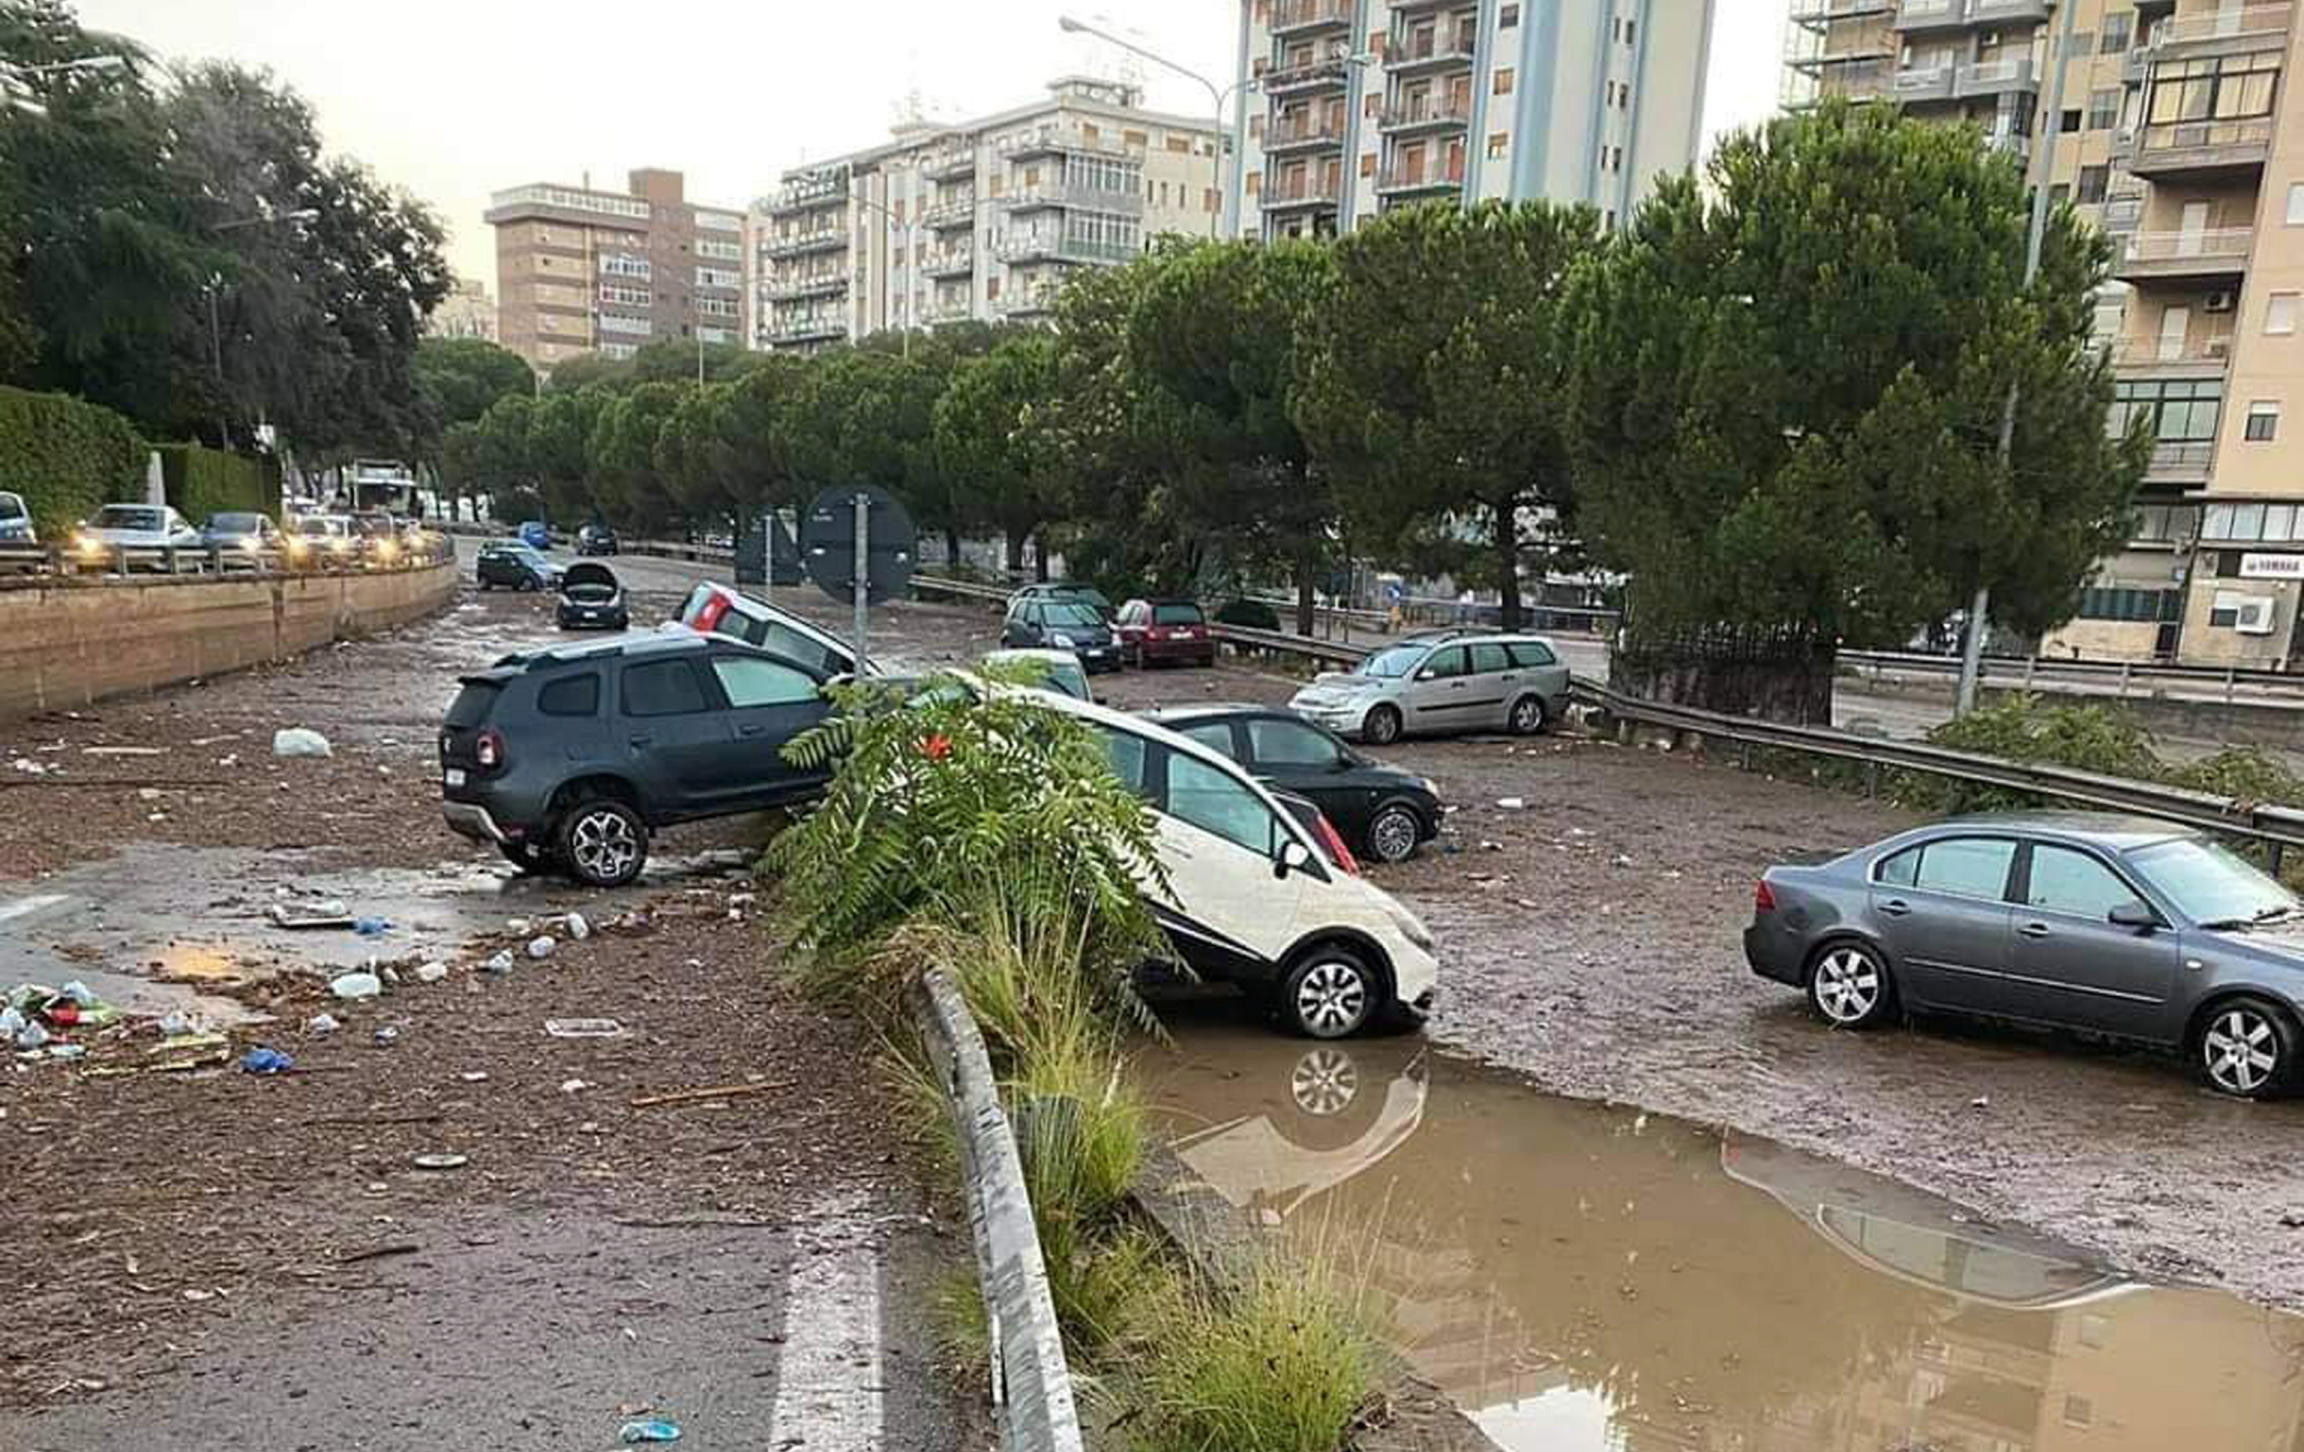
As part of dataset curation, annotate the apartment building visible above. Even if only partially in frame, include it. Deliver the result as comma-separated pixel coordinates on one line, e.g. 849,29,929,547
1232,0,1715,241
752,78,1222,351
425,276,498,343
484,168,748,372
1788,0,2304,667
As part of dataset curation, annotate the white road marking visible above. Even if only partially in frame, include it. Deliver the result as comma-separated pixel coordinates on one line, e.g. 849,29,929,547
767,1224,886,1451
0,893,69,929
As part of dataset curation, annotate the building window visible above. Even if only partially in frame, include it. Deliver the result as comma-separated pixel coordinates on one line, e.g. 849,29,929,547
2049,182,2071,207
1360,152,1377,177
2077,587,2178,621
2087,88,2121,129
601,254,652,280
2076,165,2109,203
2268,293,2299,335
1612,146,1624,171
2149,51,2281,126
1494,67,1514,95
2100,11,2131,51
2247,401,2280,440
1500,2,1519,22
1623,18,1635,43
2112,378,2222,440
2060,107,2082,133
1487,131,1508,159
2288,183,2304,224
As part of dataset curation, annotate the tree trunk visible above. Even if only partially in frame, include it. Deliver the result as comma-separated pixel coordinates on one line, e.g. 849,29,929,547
1609,627,1836,726
1033,532,1050,582
943,526,961,572
1004,527,1026,577
1295,562,1316,637
1494,498,1522,632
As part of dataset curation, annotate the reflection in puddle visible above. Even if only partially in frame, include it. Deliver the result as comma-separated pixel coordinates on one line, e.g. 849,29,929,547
1144,1018,2304,1452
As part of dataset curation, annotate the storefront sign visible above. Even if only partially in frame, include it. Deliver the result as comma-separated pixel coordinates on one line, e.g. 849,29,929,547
2239,553,2304,580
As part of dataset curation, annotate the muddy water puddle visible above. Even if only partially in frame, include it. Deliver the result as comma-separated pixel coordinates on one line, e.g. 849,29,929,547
1144,1011,2304,1451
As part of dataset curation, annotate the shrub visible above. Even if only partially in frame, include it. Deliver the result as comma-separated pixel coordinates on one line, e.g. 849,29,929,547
2165,746,2304,808
0,386,145,538
156,443,278,524
1899,693,2164,813
1127,1261,1378,1452
1213,597,1281,631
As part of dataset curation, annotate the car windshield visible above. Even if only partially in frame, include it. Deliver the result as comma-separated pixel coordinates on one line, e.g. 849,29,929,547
211,513,264,531
1356,644,1426,679
1153,603,1202,626
0,495,25,520
296,518,342,537
94,506,163,530
2127,837,2300,927
1045,603,1103,628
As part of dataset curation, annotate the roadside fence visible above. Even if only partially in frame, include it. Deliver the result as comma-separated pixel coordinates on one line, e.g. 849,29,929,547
0,531,455,587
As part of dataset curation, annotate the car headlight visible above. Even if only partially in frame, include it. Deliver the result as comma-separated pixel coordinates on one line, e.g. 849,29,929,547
1050,632,1076,649
75,534,100,555
1387,904,1436,954
1414,776,1438,796
240,537,262,553
329,538,350,554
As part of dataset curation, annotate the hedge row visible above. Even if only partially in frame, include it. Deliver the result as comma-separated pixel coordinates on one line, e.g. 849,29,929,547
157,443,278,523
0,385,146,539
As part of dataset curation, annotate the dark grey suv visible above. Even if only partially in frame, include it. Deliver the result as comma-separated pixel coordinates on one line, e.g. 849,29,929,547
439,632,831,885
1749,811,2304,1098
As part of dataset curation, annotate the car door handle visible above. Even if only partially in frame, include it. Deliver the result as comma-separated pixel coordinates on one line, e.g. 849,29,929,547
737,723,769,739
1878,899,1911,917
628,734,654,749
2018,921,2052,939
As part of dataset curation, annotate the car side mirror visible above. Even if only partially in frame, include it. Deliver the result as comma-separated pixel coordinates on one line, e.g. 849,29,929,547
1276,839,1312,880
1327,755,1352,773
2109,901,2158,930
1415,669,1435,681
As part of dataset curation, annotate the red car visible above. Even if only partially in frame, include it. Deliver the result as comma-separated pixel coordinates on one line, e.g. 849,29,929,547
1115,597,1217,669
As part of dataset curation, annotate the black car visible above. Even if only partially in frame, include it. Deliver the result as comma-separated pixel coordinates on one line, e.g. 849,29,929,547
556,560,630,631
577,522,620,556
476,540,560,592
439,632,833,886
1000,596,1121,672
1142,704,1443,864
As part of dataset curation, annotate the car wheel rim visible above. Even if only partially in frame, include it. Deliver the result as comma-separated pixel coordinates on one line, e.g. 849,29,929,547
1368,710,1398,744
1296,960,1369,1038
1369,810,1418,863
2205,1008,2281,1094
571,809,638,881
1513,699,1542,732
1813,948,1880,1024
1291,1047,1359,1116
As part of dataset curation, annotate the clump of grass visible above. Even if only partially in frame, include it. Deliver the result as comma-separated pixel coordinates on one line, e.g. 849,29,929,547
1124,1260,1379,1452
930,1262,992,1387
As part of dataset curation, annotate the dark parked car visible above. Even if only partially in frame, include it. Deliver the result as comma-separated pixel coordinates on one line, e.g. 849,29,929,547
1115,598,1217,669
1144,705,1442,864
1013,581,1114,620
476,541,560,592
577,522,620,556
557,560,630,631
439,632,833,886
1749,811,2304,1098
1000,596,1121,672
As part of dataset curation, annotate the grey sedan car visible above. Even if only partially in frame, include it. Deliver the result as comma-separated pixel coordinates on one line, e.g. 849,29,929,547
1747,812,2304,1098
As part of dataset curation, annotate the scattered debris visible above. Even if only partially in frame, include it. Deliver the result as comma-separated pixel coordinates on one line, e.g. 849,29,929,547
338,1242,421,1265
240,1046,294,1075
1970,1096,1991,1109
545,1017,624,1039
82,745,165,758
506,917,532,936
459,1070,489,1083
629,1081,786,1109
480,950,516,976
270,899,353,929
619,1420,682,1444
561,1078,591,1094
9,756,54,775
1496,797,1527,810
328,971,383,1001
1610,853,1635,868
271,728,332,759
565,911,592,941
373,1025,401,1048
307,1013,341,1035
414,961,449,984
526,935,557,960
410,1152,467,1171
352,916,393,937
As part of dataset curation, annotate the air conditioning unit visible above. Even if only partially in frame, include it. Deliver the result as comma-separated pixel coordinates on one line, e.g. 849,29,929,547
2237,596,2279,635
2206,290,2238,313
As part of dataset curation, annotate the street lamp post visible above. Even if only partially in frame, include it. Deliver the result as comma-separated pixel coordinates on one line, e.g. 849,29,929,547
1058,15,1234,240
849,188,923,360
205,208,320,447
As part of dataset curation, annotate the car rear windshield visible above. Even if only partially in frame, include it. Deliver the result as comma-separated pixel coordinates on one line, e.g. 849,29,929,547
1356,644,1425,678
1153,603,1203,626
94,506,162,530
1046,602,1104,628
445,680,501,728
0,495,24,520
211,513,263,531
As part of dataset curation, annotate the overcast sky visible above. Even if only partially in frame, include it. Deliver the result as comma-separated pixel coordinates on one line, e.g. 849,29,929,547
76,0,1787,282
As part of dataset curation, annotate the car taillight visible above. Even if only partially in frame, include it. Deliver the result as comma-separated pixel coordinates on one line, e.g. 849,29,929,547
695,594,729,634
1754,878,1776,914
1310,813,1360,876
475,727,505,770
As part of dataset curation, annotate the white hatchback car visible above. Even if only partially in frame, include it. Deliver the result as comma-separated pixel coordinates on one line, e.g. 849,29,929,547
1030,689,1440,1038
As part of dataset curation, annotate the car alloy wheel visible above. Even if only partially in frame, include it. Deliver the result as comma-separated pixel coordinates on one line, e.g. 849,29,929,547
1365,804,1422,864
563,802,645,887
1809,943,1890,1027
1362,704,1402,746
1290,1046,1360,1116
1286,951,1374,1039
2202,1001,2291,1098
1509,695,1547,735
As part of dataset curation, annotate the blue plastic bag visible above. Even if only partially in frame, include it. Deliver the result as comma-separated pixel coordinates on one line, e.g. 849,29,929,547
619,1420,681,1444
240,1046,294,1075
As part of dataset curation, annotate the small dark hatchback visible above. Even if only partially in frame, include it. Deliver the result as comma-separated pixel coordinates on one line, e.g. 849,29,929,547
439,632,832,886
1139,704,1443,864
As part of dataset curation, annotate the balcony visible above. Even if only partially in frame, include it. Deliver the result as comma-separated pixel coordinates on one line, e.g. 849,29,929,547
767,268,849,301
2153,3,2291,54
1784,58,1894,106
772,169,848,214
1956,57,2037,98
1968,0,2053,22
1272,0,1354,35
923,244,974,278
1788,0,1893,20
763,224,848,259
765,311,848,345
919,144,976,181
920,193,978,230
2128,116,2274,181
1260,175,1345,210
2147,440,2215,484
994,285,1061,319
1376,160,1466,198
1890,63,1957,101
1380,95,1473,133
1263,55,1356,93
1002,181,1144,215
1387,28,1479,71
922,296,977,325
1265,111,1350,153
2113,226,2252,283
1892,0,1968,32
993,233,1141,265
999,126,1140,162
2109,333,2235,379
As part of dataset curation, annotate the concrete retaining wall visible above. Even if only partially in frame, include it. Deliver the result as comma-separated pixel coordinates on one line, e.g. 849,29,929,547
0,561,458,719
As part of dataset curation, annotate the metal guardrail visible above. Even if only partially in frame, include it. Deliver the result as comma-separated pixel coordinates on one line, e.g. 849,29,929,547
1842,648,2304,705
1578,677,2304,857
0,535,456,587
911,969,1085,1452
1209,621,1369,668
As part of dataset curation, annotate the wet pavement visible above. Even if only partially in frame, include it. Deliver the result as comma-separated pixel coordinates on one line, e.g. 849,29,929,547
1141,1001,2304,1452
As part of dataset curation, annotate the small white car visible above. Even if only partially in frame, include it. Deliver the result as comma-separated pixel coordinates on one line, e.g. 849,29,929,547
1031,689,1440,1038
73,503,201,567
676,581,880,678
